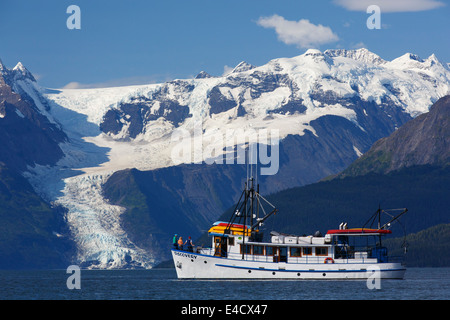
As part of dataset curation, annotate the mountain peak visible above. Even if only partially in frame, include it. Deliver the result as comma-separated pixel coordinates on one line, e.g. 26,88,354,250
426,53,440,66
0,58,6,73
0,58,10,77
230,61,255,74
388,52,446,71
13,62,27,73
393,52,424,63
0,59,36,84
303,48,323,56
324,48,386,65
195,71,212,79
404,52,423,62
301,48,334,66
12,62,36,82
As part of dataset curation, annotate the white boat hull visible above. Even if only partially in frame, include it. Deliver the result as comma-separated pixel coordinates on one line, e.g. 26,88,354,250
172,250,406,280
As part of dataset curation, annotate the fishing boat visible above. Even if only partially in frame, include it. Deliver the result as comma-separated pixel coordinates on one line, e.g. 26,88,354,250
171,177,408,280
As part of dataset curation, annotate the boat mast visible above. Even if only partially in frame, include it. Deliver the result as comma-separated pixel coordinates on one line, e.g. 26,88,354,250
225,147,279,260
242,179,248,260
243,148,253,259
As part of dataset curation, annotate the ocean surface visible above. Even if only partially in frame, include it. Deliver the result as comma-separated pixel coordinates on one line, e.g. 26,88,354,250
1,267,449,300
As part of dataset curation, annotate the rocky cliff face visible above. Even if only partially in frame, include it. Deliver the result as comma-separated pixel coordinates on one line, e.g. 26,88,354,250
339,95,450,177
0,60,66,171
0,61,74,269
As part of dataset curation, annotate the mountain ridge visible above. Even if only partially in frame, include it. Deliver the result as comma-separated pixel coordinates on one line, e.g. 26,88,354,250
337,95,450,177
0,63,75,269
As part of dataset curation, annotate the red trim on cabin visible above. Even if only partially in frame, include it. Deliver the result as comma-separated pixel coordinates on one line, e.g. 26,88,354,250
214,222,249,229
326,228,392,235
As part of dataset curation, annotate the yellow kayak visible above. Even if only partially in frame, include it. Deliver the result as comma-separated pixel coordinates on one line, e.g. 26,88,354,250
208,225,255,236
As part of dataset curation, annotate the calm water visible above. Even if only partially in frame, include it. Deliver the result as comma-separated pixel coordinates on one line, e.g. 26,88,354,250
0,267,449,300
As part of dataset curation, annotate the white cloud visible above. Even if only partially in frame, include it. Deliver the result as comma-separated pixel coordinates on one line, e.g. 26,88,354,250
62,82,86,89
334,0,445,12
256,15,339,49
222,65,234,76
350,42,367,49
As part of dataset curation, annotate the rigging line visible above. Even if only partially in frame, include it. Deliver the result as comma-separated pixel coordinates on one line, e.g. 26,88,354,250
257,193,276,209
363,208,380,229
381,208,408,230
250,208,278,230
381,210,395,225
258,199,268,217
226,189,246,232
393,217,408,252
236,200,247,221
382,210,395,218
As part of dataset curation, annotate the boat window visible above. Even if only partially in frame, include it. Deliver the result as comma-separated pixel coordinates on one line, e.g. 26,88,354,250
240,244,252,255
303,247,312,255
265,246,276,256
315,247,328,256
290,247,302,257
228,237,234,246
279,247,288,262
337,236,349,245
253,245,264,255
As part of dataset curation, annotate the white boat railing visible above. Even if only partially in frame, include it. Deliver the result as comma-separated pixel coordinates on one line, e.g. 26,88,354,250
196,248,382,264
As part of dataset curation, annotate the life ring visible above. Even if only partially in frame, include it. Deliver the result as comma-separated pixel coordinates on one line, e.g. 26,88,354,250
324,257,334,264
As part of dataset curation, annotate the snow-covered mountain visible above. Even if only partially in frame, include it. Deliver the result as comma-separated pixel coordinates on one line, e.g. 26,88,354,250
0,60,74,269
0,59,66,171
43,49,449,174
4,48,450,268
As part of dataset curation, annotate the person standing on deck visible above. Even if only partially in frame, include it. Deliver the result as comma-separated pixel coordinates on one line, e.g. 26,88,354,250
173,234,179,249
185,236,194,252
178,236,184,250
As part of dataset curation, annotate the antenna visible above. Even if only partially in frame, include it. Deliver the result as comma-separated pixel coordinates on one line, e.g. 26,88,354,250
250,143,253,182
255,143,258,190
246,147,249,191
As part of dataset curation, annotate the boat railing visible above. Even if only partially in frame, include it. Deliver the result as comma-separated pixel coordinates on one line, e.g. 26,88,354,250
196,248,382,264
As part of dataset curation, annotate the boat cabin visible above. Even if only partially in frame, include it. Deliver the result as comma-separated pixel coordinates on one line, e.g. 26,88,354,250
205,222,393,264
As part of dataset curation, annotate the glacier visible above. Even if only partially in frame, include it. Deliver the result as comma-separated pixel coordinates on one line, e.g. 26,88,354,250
17,48,450,268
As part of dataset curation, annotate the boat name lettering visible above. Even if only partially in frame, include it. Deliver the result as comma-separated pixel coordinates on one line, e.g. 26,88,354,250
174,251,197,259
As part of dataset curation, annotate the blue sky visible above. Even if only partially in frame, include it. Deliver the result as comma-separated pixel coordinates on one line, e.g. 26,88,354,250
0,0,448,88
